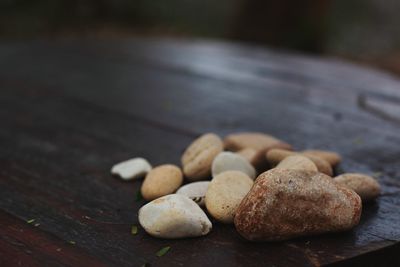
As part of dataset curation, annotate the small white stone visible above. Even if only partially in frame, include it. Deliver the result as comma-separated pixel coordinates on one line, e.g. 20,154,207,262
111,157,152,180
212,152,256,179
138,194,212,239
176,181,210,206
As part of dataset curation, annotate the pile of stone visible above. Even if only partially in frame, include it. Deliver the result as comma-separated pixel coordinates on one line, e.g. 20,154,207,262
111,132,380,241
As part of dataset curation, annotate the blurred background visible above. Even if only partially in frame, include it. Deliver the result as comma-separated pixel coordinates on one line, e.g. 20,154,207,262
1,0,400,75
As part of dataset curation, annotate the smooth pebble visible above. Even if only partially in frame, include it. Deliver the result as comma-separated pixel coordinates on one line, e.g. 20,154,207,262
176,181,210,206
139,194,212,238
302,149,342,166
276,155,318,172
141,164,183,201
205,171,253,223
181,133,223,181
212,152,256,179
111,157,152,180
334,173,381,202
235,169,361,241
224,132,292,153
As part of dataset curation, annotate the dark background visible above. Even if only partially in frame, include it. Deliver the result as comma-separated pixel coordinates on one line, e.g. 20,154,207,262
1,0,400,75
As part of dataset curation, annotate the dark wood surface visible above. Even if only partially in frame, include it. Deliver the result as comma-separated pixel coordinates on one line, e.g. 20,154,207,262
1,38,400,267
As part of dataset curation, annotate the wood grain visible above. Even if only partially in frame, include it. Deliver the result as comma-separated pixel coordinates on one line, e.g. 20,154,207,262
0,38,400,266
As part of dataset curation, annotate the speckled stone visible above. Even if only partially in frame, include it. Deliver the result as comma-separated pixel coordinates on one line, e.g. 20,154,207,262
334,173,381,202
234,169,362,241
139,194,212,239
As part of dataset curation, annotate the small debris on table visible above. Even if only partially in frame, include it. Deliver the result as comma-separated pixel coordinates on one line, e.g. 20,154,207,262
156,246,171,257
131,225,138,235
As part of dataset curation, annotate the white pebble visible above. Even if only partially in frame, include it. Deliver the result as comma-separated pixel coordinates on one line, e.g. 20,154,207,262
139,194,212,239
176,181,210,206
111,157,152,180
212,152,256,179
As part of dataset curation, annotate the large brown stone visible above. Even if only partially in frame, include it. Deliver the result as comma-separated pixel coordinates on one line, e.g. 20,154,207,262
234,169,362,241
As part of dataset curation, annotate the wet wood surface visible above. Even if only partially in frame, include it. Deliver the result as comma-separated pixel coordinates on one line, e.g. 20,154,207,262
0,38,400,266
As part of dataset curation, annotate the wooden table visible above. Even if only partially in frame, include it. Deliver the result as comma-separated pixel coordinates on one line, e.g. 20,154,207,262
1,38,400,267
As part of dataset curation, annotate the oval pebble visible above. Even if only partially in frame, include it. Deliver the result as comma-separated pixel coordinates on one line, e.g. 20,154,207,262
302,149,341,166
276,155,318,172
304,155,333,176
236,148,266,170
141,164,183,201
181,133,223,181
212,152,256,179
266,149,333,176
111,157,152,180
139,194,212,239
176,181,210,206
334,173,381,202
205,171,254,223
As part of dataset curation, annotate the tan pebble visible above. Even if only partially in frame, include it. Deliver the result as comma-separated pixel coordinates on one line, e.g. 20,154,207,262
303,155,333,176
205,171,253,223
224,132,292,154
141,164,183,201
266,148,333,176
234,169,362,241
266,149,296,166
181,133,223,181
302,149,342,166
334,173,381,202
276,155,318,172
236,148,266,169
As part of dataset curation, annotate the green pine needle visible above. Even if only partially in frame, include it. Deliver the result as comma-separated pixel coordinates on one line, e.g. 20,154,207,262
131,225,138,235
156,246,170,257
